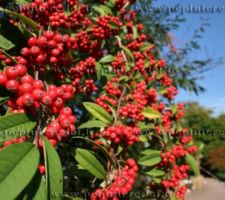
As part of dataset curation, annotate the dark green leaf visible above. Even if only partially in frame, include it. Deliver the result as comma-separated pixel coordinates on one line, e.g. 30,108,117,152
185,153,200,176
79,120,107,129
121,45,134,61
42,137,63,200
19,172,47,200
0,113,36,143
146,169,165,177
75,148,106,180
83,102,113,124
138,152,161,166
141,149,161,155
0,143,40,200
99,55,114,63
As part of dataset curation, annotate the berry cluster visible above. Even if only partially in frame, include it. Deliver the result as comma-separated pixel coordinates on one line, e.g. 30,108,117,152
105,78,122,97
161,145,187,165
45,107,76,142
119,81,148,121
20,31,76,79
96,95,117,112
162,165,189,188
84,79,98,95
92,16,122,39
21,0,65,28
91,159,138,200
69,57,96,93
100,124,140,145
176,186,187,200
0,59,76,144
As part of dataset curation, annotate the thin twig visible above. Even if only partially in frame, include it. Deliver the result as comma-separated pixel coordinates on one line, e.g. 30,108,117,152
115,87,126,123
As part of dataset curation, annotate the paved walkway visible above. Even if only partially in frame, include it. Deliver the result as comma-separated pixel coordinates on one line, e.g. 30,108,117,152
186,178,225,200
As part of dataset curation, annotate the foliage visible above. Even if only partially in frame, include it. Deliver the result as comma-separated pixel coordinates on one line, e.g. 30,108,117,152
0,1,199,200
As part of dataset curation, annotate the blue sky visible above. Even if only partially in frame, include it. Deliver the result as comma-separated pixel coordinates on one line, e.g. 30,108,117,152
152,0,225,115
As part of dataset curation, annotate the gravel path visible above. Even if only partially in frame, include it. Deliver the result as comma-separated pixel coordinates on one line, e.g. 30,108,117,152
186,178,225,200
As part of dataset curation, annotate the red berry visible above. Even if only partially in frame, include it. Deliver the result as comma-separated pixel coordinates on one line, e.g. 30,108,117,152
22,93,34,107
51,49,60,56
32,89,44,101
59,118,70,129
42,94,53,106
63,92,73,100
16,96,23,107
37,36,47,47
28,37,37,47
33,80,44,89
5,66,19,79
30,46,41,56
21,75,33,84
49,139,57,146
20,83,33,94
16,64,27,76
36,54,46,64
0,72,7,85
20,47,30,57
54,98,64,108
60,107,72,115
38,165,45,174
6,80,19,92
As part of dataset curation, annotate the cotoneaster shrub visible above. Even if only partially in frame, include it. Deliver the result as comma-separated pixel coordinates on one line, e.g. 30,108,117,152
0,0,198,200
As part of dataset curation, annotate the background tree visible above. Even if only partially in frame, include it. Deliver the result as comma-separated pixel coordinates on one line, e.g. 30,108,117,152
183,101,225,180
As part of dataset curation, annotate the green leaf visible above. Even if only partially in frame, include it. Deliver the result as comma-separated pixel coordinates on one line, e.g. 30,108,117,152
140,42,150,52
83,102,113,124
42,137,63,200
15,0,31,4
171,104,177,115
99,55,114,63
138,152,161,166
95,62,102,80
152,177,161,184
185,153,200,176
121,45,134,61
138,122,154,130
0,35,15,50
109,22,120,29
115,145,123,156
79,120,107,129
107,0,115,8
132,26,138,39
142,107,162,119
75,148,106,180
19,172,47,200
146,169,165,177
0,143,40,200
170,192,178,200
140,135,148,142
141,149,161,155
92,6,105,15
0,8,38,35
0,113,36,143
99,5,113,15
